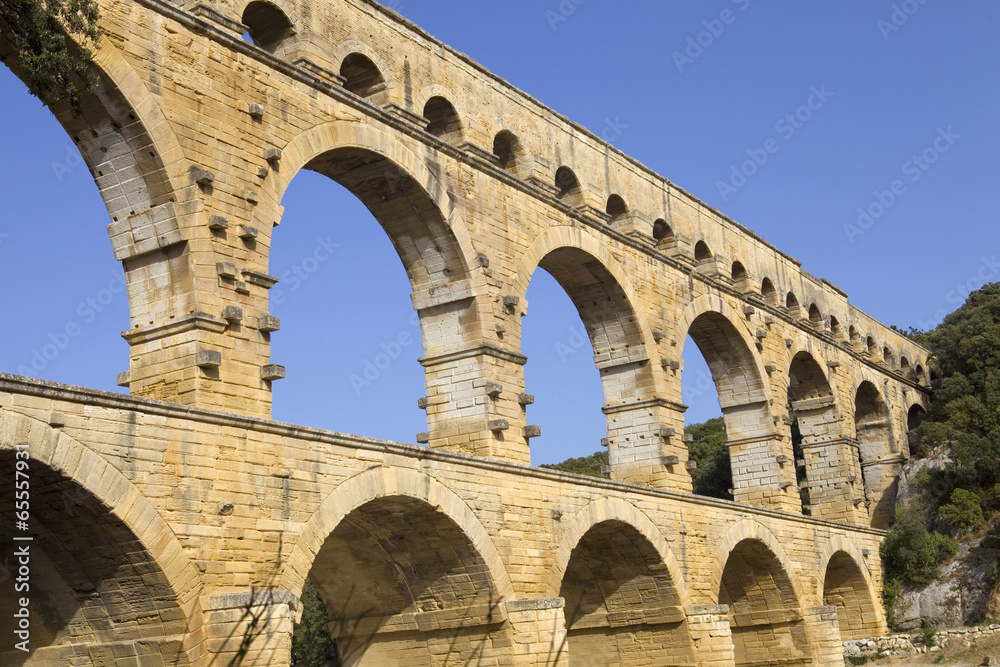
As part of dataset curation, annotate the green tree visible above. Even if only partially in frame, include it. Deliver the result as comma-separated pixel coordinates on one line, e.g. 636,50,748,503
291,579,339,666
0,0,101,114
880,503,957,588
938,488,985,534
686,417,732,500
540,450,609,478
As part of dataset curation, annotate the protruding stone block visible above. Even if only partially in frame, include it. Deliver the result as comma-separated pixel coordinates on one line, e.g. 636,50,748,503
196,349,222,368
485,382,502,398
523,425,541,438
502,295,519,309
264,147,282,162
416,432,430,444
235,281,250,294
192,166,214,184
659,426,676,438
247,102,264,119
116,371,131,387
601,437,609,448
257,315,280,332
488,419,509,432
417,397,429,409
260,364,285,381
49,411,66,427
208,214,229,230
221,305,243,323
685,459,698,470
663,455,680,465
239,226,259,239
518,393,535,405
661,357,680,370
217,262,237,279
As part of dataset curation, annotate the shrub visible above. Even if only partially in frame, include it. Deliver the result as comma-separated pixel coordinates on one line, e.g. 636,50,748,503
880,504,958,587
939,488,986,534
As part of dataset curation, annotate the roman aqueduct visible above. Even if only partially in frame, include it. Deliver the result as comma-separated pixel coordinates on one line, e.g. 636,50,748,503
1,0,934,664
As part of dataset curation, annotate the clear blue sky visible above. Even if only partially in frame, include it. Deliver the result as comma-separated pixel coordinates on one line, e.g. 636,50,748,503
0,1,997,465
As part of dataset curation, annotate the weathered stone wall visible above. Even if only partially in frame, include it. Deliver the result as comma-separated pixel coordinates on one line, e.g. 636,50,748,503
2,375,887,665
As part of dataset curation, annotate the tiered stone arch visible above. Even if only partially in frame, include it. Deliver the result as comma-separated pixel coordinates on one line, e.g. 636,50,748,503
551,497,695,666
512,226,688,488
679,296,796,511
0,411,203,666
850,371,905,529
279,466,515,665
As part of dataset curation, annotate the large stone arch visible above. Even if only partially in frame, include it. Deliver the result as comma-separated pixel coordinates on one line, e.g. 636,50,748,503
0,409,203,665
712,521,812,666
513,225,684,487
818,536,884,639
279,466,514,665
280,465,513,605
552,497,695,666
680,296,796,509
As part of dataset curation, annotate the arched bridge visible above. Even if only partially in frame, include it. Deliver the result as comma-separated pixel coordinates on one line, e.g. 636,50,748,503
0,0,932,665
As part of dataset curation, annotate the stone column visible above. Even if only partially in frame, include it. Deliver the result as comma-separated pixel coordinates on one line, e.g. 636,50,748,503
862,454,904,529
803,605,844,666
685,605,736,667
504,598,569,666
200,590,297,667
727,432,801,512
799,437,867,523
605,398,692,491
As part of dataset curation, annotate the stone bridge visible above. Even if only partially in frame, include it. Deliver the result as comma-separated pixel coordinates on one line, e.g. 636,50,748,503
0,0,932,664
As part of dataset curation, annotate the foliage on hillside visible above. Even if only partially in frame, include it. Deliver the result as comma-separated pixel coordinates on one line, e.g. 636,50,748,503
540,450,609,478
881,282,1000,626
0,0,100,114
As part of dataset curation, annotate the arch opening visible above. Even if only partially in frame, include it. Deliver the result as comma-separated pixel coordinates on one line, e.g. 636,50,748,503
786,292,800,315
808,304,822,328
731,261,748,283
340,53,387,102
761,278,777,304
652,218,673,242
305,496,510,665
524,246,648,467
605,194,628,223
855,381,895,528
561,521,694,666
423,96,462,144
823,551,880,641
492,130,523,173
0,452,189,666
720,539,810,666
788,351,837,515
269,146,471,438
242,1,295,53
555,166,585,207
694,240,712,262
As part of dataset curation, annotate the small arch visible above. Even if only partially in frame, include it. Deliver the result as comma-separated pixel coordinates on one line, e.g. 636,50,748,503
830,316,842,337
492,130,523,173
907,404,926,433
914,364,926,386
423,96,462,144
929,368,941,389
866,335,877,357
652,218,673,242
731,261,748,282
761,278,777,304
786,291,800,314
808,303,823,327
694,240,712,262
849,325,861,348
823,551,882,640
882,346,894,367
900,355,911,377
555,166,585,207
242,1,295,53
605,194,628,222
340,53,387,101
